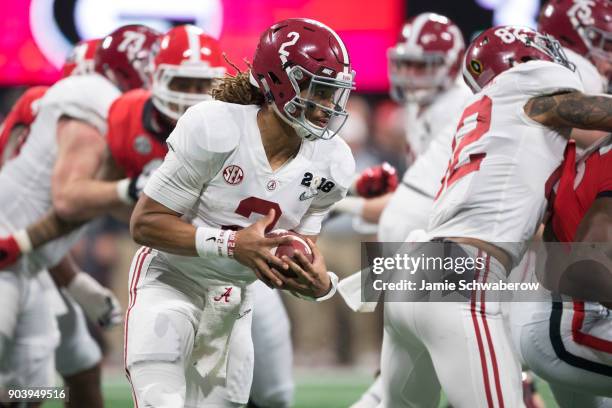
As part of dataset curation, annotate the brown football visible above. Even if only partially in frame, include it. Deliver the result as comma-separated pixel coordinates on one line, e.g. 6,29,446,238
266,229,314,277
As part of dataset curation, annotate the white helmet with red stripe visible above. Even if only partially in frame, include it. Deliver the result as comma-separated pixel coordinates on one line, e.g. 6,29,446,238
152,24,226,120
62,38,101,78
388,13,465,104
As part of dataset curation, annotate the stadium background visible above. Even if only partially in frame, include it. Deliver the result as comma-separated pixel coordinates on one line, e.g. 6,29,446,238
0,0,560,406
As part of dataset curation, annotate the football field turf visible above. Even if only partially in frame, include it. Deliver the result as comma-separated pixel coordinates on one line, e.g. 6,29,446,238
43,370,560,407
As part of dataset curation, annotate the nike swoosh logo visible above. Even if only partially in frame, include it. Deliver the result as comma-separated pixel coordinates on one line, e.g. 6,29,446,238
206,237,216,242
237,308,252,319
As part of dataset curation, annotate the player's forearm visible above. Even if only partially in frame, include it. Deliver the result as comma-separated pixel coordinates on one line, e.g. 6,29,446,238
525,92,612,132
131,212,198,256
48,255,79,287
25,210,84,249
53,179,127,222
130,196,198,256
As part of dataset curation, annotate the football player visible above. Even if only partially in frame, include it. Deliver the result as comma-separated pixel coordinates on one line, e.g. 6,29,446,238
378,26,612,407
344,14,470,407
508,2,612,406
108,25,294,407
513,136,612,408
0,38,124,408
334,13,471,234
125,18,355,407
0,24,158,406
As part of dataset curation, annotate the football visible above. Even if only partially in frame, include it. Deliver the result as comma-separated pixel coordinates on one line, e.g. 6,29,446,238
267,229,314,277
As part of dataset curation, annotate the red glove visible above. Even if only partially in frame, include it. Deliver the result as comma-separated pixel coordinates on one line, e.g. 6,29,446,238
0,235,22,269
354,162,399,198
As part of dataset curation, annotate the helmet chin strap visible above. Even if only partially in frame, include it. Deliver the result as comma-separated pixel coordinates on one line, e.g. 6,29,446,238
269,101,317,140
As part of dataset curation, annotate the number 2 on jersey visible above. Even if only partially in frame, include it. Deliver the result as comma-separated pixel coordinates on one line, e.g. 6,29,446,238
225,197,282,233
435,95,492,200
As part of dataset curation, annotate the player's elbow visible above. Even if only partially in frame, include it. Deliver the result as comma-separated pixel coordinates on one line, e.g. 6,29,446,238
53,190,85,222
130,213,150,246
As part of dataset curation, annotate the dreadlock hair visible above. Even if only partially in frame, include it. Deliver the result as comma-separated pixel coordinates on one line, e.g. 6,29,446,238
211,55,266,106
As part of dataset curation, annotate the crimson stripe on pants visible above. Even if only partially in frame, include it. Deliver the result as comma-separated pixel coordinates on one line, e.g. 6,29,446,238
124,247,151,408
478,254,505,408
470,249,495,408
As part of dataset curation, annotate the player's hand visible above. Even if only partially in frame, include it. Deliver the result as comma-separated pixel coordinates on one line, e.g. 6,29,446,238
353,162,398,198
234,209,292,288
128,171,153,202
66,273,123,329
281,237,331,298
0,235,22,269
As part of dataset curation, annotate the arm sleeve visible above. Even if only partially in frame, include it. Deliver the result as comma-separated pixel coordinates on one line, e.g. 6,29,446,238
294,142,356,235
143,106,234,214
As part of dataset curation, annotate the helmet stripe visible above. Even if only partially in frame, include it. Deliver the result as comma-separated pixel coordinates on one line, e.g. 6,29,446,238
407,13,431,49
187,26,201,62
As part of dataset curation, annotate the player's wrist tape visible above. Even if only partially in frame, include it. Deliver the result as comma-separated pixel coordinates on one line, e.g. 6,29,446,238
195,227,236,258
116,178,135,205
13,229,33,254
292,271,339,302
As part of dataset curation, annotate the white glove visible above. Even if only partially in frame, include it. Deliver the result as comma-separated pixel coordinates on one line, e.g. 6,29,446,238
66,273,123,329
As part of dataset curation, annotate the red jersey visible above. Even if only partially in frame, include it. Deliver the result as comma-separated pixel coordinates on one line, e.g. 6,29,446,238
106,89,170,178
549,136,612,242
0,86,49,165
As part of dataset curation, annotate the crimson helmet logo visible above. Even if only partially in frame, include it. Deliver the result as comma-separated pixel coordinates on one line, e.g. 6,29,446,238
223,165,244,185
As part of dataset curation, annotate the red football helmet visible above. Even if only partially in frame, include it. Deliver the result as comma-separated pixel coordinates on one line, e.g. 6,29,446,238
61,38,100,78
538,0,611,62
388,13,465,104
463,26,575,93
94,24,160,92
250,18,355,141
152,25,226,121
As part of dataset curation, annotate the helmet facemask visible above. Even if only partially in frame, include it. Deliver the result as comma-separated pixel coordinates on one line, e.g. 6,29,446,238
388,50,450,104
584,26,612,89
152,63,225,121
275,66,355,141
526,33,576,72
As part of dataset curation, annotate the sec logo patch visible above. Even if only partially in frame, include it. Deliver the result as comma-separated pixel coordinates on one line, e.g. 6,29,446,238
223,165,244,185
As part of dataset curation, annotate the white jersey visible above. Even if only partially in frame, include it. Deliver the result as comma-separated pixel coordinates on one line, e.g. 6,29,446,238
401,81,472,200
0,74,120,272
427,61,584,267
144,101,355,286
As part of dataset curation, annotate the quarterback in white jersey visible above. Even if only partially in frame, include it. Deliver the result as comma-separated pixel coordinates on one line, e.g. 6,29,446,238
376,26,612,408
125,18,356,407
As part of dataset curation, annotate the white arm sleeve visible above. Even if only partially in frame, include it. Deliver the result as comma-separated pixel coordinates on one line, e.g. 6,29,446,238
143,104,235,214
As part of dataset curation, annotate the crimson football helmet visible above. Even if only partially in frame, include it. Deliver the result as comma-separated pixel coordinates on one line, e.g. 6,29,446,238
152,25,226,121
538,0,611,63
388,13,465,104
94,24,160,92
61,38,100,78
462,26,575,93
250,18,355,141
